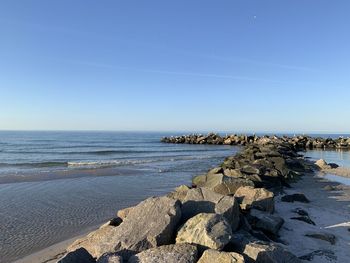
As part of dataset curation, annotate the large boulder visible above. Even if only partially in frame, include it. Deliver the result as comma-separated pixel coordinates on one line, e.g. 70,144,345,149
234,186,274,213
58,248,95,263
204,173,254,195
248,209,284,235
243,241,301,263
192,174,207,187
167,185,191,201
181,187,240,231
197,249,245,263
68,196,181,259
128,244,198,263
176,213,232,250
230,232,300,263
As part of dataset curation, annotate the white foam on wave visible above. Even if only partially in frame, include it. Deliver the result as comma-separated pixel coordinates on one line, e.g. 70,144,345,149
66,155,219,168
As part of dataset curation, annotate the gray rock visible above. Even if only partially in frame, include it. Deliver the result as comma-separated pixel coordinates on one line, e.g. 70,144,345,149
181,187,240,231
249,209,284,235
128,244,197,263
230,231,300,263
192,174,207,187
68,196,181,259
234,186,274,213
176,213,232,250
97,253,123,263
305,232,336,245
197,249,245,263
204,173,254,195
167,185,191,201
58,248,95,263
281,193,309,203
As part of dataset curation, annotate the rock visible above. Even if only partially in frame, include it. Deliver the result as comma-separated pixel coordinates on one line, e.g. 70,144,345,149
281,193,309,203
249,209,284,235
117,206,134,220
128,244,197,263
299,249,337,261
204,173,254,195
290,216,316,225
315,159,331,169
197,249,245,263
167,185,190,201
68,196,181,259
224,168,243,177
230,231,300,263
181,187,240,231
305,232,336,245
208,167,224,174
176,213,232,250
291,208,308,216
192,174,207,187
58,248,95,263
243,241,301,263
241,165,261,175
97,253,123,263
234,186,274,213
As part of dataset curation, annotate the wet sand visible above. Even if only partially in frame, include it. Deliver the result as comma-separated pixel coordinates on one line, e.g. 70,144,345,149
13,225,100,263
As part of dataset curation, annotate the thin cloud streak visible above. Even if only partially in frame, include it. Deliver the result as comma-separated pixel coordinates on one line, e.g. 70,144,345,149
57,58,318,86
199,54,319,73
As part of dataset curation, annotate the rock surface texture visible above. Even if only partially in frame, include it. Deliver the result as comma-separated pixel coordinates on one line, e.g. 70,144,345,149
128,244,198,263
68,196,181,259
59,134,330,263
176,213,232,250
197,249,245,263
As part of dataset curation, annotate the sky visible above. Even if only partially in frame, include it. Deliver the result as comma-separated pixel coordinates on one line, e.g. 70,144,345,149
0,0,349,133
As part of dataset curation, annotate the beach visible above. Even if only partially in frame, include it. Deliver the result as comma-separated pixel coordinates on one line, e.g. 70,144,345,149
0,132,237,262
15,170,350,263
53,134,350,262
3,133,350,262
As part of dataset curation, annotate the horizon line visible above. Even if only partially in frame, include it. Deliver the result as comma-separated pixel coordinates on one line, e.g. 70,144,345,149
0,129,349,135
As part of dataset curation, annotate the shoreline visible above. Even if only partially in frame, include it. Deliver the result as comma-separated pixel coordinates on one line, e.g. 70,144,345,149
16,173,350,263
12,134,350,262
12,224,102,263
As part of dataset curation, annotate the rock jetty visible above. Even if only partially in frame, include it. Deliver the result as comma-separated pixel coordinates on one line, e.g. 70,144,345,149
161,133,350,150
58,135,326,263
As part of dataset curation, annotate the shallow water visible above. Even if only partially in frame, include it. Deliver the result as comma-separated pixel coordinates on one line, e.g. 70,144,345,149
0,131,238,262
322,174,350,186
305,149,350,186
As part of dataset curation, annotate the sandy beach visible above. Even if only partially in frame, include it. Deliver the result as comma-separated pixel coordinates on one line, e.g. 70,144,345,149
14,170,350,263
276,173,350,262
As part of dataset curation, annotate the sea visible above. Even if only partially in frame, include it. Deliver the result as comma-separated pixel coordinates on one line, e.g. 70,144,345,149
0,131,350,262
0,131,238,262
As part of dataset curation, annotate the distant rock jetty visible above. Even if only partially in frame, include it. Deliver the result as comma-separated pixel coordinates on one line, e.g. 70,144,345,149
57,135,341,263
161,133,350,150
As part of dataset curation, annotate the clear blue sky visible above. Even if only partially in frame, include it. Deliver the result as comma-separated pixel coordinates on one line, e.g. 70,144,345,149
0,1,349,133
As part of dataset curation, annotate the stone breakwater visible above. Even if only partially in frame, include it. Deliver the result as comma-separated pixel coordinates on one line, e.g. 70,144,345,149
57,138,321,263
161,133,350,150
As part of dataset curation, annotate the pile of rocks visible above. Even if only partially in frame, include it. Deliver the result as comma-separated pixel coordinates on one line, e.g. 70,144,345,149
161,133,350,150
58,139,319,262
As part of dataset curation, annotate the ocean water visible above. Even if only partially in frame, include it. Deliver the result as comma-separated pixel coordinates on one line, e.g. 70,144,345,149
0,131,238,262
1,131,350,262
305,149,350,185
